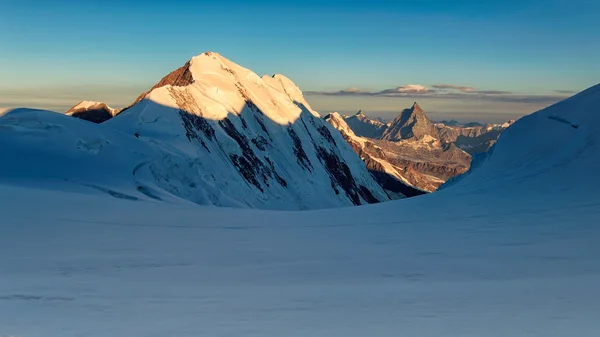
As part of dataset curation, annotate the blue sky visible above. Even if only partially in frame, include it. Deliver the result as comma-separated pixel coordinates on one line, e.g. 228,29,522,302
1,0,598,122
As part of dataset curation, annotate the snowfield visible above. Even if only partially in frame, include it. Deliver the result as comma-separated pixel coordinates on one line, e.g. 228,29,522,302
1,83,600,336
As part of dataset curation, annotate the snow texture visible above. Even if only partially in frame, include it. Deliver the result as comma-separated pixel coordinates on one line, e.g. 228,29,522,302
1,77,599,336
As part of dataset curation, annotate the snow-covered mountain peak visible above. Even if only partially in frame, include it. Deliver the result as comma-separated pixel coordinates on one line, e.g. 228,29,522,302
122,52,320,126
65,101,118,123
324,112,355,136
70,101,112,111
97,54,391,209
342,110,388,138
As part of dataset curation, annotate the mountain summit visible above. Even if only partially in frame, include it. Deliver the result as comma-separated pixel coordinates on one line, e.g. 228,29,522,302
9,52,392,210
381,102,437,141
107,52,395,208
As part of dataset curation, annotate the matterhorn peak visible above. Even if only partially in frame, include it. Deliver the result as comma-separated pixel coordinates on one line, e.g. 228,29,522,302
411,102,424,113
381,102,438,141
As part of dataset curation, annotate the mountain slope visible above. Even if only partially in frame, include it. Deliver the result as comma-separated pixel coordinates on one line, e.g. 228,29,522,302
329,103,472,191
342,104,512,156
444,83,600,195
0,52,389,210
326,112,469,191
436,120,514,154
324,112,426,197
1,84,599,337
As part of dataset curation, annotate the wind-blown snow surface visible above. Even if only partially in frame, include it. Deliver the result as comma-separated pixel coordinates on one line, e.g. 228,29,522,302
1,85,600,336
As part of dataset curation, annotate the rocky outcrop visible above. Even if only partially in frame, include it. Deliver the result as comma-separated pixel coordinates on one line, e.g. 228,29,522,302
369,139,470,191
119,61,195,115
65,101,117,123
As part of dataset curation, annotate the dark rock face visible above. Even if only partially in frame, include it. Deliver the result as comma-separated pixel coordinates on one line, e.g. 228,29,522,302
368,170,426,198
70,107,112,123
119,61,195,115
288,127,313,172
66,102,114,123
218,117,286,192
381,103,438,141
134,61,194,104
178,110,214,152
315,145,380,205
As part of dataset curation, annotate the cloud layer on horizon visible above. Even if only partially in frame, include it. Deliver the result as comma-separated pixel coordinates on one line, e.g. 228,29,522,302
305,83,571,105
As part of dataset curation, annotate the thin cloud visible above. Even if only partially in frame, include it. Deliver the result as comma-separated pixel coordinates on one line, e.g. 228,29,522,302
305,84,570,105
380,84,430,95
554,89,577,94
432,84,476,93
305,87,374,96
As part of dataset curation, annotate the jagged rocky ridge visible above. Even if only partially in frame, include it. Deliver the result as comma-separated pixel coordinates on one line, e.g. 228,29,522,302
326,112,469,192
324,113,427,197
55,52,392,209
435,120,514,154
328,102,513,191
347,104,513,155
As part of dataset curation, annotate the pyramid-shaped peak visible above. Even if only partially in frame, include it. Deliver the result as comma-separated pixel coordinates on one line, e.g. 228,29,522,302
380,102,437,141
355,110,365,116
411,102,423,112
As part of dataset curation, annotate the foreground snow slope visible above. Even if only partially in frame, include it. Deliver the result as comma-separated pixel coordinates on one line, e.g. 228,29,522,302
1,84,600,336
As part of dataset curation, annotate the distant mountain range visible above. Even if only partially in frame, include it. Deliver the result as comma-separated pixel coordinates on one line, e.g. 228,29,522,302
325,103,513,191
12,52,514,201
